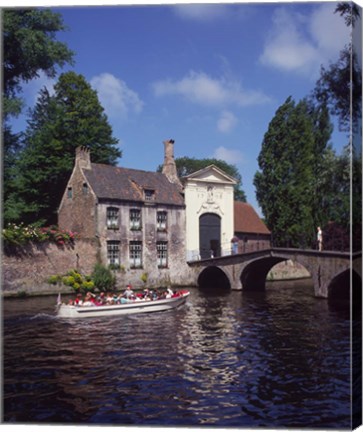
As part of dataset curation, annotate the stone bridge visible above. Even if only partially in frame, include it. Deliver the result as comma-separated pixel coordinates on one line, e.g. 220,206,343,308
188,248,362,299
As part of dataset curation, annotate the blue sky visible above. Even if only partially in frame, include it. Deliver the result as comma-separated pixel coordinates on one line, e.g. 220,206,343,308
10,1,353,215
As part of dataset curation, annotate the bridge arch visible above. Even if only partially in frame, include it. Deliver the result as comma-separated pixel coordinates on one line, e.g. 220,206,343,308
240,256,312,291
197,266,231,290
328,269,362,303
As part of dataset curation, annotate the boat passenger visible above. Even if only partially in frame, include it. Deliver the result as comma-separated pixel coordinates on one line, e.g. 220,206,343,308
105,292,114,304
75,293,83,306
124,284,134,299
166,287,174,298
82,292,95,307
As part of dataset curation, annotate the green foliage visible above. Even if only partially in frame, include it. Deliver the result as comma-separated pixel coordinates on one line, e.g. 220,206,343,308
91,263,116,292
3,9,74,224
6,72,121,224
47,275,61,285
254,97,332,248
2,223,76,249
157,156,246,202
140,272,148,285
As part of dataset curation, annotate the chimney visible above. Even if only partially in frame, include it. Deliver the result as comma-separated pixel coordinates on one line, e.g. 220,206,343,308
162,139,182,187
75,146,91,170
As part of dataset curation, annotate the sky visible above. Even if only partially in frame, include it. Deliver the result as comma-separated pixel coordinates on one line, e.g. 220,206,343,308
9,1,356,216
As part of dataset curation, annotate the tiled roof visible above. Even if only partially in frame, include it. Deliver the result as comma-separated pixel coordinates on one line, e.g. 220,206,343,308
234,201,271,235
84,163,184,206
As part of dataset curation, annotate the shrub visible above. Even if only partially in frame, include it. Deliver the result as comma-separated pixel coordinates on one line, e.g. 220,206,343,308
48,275,61,285
140,272,148,285
91,263,116,291
2,223,77,249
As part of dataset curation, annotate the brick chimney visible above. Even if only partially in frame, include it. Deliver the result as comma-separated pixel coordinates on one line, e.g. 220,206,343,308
162,139,182,187
75,146,91,170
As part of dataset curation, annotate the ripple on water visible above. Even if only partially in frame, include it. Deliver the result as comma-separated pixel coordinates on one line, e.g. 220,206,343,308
3,285,353,428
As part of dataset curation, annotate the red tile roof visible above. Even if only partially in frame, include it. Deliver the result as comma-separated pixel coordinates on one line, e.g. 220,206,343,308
234,201,271,235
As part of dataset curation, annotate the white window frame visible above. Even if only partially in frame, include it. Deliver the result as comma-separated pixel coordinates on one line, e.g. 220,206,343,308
107,241,120,265
107,207,119,229
157,241,168,268
157,211,167,231
130,241,142,268
130,208,142,231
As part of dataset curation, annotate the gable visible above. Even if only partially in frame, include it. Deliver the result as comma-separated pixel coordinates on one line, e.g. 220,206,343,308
183,165,237,185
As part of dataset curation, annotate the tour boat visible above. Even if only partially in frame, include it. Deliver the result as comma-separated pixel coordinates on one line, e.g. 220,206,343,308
56,291,190,318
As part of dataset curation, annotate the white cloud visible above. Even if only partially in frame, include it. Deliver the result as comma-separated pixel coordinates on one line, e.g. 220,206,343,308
260,4,350,78
172,4,230,21
91,72,144,119
153,71,270,107
212,146,244,164
217,110,238,133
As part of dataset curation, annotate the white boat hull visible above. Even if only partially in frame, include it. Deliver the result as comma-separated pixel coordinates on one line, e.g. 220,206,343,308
56,292,190,318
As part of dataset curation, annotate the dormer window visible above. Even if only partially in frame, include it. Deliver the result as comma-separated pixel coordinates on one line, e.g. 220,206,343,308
67,187,73,199
144,189,155,201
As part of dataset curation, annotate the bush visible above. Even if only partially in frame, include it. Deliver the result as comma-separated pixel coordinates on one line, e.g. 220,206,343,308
48,275,61,285
2,223,77,248
91,263,116,291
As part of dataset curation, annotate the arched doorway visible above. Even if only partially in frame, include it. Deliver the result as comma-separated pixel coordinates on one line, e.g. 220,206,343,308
199,213,221,259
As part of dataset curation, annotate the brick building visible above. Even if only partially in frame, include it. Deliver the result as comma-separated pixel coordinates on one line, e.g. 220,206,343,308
233,201,271,253
58,140,270,286
58,142,191,288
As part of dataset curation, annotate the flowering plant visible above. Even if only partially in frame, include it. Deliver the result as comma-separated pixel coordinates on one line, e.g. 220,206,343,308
2,223,77,248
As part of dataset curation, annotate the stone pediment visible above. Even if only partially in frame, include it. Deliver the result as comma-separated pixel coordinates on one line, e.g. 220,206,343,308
183,165,237,185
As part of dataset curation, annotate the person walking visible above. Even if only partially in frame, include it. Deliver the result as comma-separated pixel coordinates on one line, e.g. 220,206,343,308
317,226,323,251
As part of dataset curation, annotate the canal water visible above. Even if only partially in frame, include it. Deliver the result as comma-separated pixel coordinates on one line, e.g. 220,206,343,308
2,280,354,428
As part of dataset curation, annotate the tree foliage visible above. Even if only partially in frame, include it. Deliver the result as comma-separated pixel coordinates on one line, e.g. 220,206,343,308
157,156,246,202
254,97,338,248
3,8,74,220
6,72,121,225
3,8,74,114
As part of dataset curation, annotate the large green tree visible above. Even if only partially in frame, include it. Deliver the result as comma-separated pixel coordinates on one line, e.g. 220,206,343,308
157,156,247,202
7,72,121,225
254,97,332,248
3,8,74,217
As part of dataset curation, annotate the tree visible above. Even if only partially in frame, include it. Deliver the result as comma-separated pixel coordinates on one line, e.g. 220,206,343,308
3,8,74,218
3,9,74,116
313,3,361,132
157,156,247,202
254,97,320,248
8,72,121,225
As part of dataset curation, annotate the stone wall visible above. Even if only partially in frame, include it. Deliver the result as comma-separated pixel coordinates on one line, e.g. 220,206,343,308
2,236,195,297
2,240,99,297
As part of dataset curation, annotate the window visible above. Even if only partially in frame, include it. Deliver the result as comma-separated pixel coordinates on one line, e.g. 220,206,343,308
107,207,119,229
107,241,120,265
144,189,155,201
130,209,141,231
130,241,142,268
67,187,72,199
157,211,167,231
82,182,89,195
157,242,168,268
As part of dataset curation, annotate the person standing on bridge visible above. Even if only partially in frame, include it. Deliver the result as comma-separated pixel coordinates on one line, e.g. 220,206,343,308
317,226,323,251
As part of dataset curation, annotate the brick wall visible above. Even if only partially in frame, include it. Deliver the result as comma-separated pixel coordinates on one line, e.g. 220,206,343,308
58,163,97,238
2,240,99,296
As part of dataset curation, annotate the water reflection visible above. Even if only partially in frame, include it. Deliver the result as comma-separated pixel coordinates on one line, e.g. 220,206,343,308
3,282,352,428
